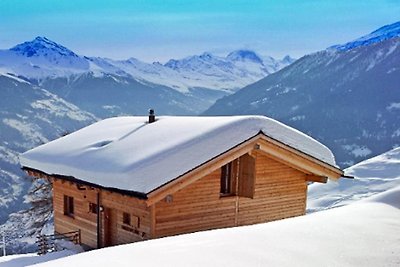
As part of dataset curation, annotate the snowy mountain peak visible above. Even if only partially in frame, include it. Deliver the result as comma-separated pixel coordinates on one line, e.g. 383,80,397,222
281,55,296,64
330,21,400,51
10,36,79,58
199,52,214,60
227,50,263,64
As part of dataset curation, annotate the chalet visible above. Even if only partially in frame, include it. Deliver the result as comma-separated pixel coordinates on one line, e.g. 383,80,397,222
20,114,343,249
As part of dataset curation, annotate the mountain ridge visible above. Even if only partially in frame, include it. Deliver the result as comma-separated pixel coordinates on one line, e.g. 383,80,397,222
0,37,294,95
330,21,400,51
204,22,400,167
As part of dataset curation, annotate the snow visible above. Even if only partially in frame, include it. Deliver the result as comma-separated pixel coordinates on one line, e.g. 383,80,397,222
20,116,337,194
28,185,400,267
30,95,96,122
387,102,400,111
0,70,29,84
308,147,400,212
3,119,49,144
342,144,372,158
0,243,82,267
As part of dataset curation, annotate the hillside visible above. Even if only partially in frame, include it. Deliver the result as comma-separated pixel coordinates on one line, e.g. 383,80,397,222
204,22,400,167
308,146,400,212
0,73,96,253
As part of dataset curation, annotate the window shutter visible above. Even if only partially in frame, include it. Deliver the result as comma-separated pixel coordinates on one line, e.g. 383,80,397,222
238,154,255,198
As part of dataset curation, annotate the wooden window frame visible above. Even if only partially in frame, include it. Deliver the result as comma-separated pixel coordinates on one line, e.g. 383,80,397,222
220,162,234,196
220,154,255,198
63,195,74,218
122,212,140,232
123,212,131,226
89,202,98,214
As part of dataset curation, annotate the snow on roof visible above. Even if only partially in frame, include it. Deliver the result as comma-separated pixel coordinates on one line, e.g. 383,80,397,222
20,116,337,194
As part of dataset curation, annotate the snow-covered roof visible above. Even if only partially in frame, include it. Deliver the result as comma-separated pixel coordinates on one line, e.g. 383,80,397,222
20,116,337,194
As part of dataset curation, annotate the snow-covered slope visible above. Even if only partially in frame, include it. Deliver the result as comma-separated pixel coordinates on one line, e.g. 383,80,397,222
28,186,400,267
0,73,96,253
205,21,400,167
308,147,400,212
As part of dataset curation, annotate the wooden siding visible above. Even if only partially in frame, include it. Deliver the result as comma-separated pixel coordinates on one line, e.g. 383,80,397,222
52,180,151,249
153,150,307,238
154,169,236,237
237,151,307,225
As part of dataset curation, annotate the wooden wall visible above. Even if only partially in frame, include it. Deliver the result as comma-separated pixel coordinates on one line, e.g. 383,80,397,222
237,151,307,225
101,191,151,246
52,180,151,249
154,169,236,238
52,149,308,248
153,150,308,238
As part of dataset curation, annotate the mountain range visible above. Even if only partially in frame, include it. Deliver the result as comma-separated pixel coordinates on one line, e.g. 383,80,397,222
205,21,400,167
0,37,294,116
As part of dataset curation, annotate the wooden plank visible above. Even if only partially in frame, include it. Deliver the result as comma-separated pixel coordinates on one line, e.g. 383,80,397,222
305,175,328,183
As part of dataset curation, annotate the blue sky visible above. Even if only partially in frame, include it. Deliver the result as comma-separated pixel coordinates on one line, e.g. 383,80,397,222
1,0,399,62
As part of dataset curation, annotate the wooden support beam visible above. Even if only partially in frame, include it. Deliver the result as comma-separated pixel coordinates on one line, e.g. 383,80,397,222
257,137,343,180
305,175,328,183
150,205,156,238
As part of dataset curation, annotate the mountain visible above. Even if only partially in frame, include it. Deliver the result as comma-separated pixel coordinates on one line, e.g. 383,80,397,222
38,73,214,118
0,37,89,79
163,50,293,92
204,21,400,167
0,72,96,253
330,21,400,51
10,36,79,58
0,38,294,115
308,147,400,212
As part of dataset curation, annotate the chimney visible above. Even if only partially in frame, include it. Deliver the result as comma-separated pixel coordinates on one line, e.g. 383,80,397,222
148,109,155,123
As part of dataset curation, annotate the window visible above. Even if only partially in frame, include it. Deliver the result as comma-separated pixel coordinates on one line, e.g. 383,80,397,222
63,195,74,217
89,202,98,214
123,212,131,226
220,154,255,198
220,162,233,195
122,212,140,232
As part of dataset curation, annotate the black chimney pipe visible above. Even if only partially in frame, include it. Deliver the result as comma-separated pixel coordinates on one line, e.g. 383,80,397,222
149,109,155,123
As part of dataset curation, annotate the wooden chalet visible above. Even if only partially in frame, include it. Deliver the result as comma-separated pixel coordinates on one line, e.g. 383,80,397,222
20,114,343,249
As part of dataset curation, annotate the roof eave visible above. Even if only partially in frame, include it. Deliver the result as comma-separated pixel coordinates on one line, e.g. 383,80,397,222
21,166,148,200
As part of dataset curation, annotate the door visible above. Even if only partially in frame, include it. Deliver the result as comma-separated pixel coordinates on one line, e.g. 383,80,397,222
103,208,117,247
